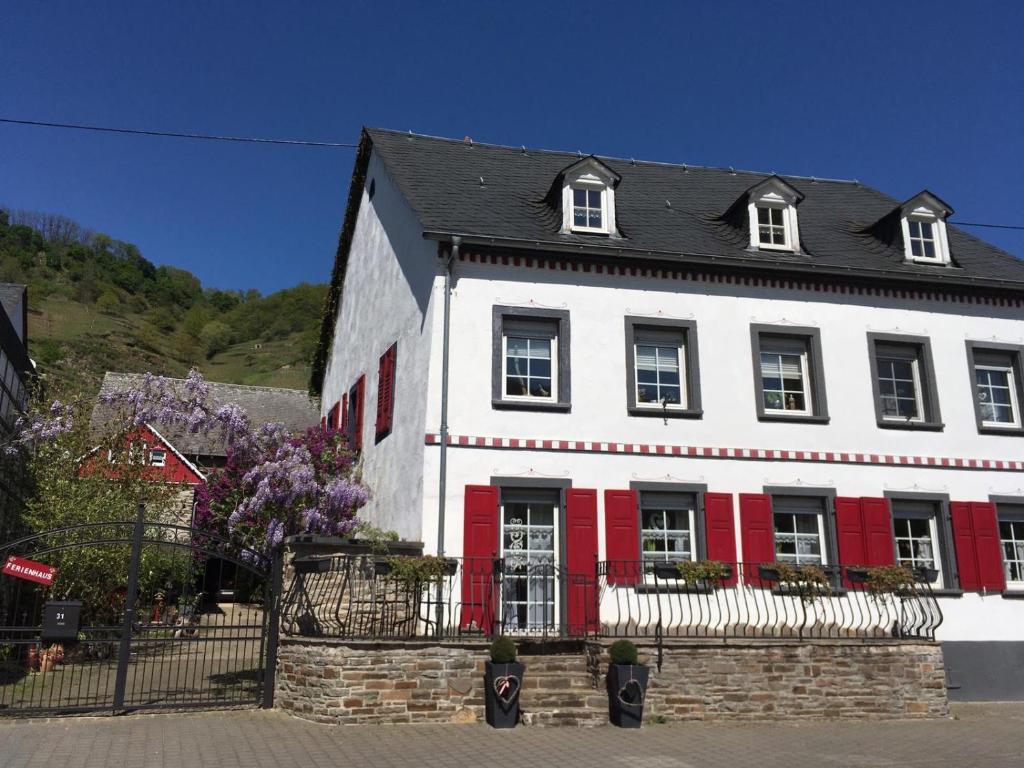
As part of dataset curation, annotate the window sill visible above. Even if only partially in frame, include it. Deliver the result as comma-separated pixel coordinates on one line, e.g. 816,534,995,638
627,406,703,420
492,399,571,413
1001,590,1024,599
769,586,850,597
757,413,830,425
876,419,945,432
977,425,1024,437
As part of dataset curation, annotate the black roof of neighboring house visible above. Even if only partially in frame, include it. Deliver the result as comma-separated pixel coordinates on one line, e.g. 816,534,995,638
92,372,320,459
310,128,1024,393
364,127,1024,285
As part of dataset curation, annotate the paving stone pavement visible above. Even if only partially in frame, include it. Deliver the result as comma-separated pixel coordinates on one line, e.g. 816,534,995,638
1,703,1022,768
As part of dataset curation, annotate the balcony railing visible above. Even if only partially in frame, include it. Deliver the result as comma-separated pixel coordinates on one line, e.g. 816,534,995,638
280,555,942,642
598,560,943,641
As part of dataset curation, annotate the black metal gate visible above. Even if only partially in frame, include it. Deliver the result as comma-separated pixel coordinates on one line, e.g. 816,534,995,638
0,507,281,715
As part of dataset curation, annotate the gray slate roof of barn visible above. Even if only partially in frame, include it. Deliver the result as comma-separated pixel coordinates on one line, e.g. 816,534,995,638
92,372,320,459
365,128,1024,287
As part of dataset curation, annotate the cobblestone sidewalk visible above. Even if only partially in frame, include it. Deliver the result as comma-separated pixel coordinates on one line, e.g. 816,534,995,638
1,703,1022,768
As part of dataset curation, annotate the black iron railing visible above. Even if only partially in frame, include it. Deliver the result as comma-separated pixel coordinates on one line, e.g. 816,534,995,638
280,554,598,640
597,561,943,641
280,554,943,642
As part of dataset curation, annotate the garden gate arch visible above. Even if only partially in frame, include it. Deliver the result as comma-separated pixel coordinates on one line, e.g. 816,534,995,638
0,506,281,715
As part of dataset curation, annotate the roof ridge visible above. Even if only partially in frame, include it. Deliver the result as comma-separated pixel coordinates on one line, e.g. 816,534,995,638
102,371,313,396
364,127,863,186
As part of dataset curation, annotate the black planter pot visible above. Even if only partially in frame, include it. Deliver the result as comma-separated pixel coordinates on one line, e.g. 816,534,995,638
484,660,524,728
607,663,649,728
758,565,781,582
845,567,869,584
652,562,681,580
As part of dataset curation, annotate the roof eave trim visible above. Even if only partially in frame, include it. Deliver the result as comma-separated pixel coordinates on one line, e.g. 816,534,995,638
422,230,1024,295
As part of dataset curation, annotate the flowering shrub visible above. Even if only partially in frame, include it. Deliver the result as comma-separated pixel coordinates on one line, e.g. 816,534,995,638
13,368,369,558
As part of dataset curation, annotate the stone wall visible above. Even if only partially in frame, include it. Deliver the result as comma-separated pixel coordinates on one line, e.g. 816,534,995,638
275,638,948,726
597,640,948,721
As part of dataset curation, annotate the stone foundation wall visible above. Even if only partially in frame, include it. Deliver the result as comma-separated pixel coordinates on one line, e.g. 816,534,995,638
275,638,948,725
597,640,948,721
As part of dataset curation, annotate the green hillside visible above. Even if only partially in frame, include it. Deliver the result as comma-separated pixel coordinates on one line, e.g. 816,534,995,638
0,208,327,398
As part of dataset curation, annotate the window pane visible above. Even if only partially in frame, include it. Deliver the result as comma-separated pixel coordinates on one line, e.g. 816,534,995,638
660,385,681,404
529,338,551,359
588,190,602,207
909,221,921,237
770,208,783,225
910,240,923,257
920,222,933,238
588,211,602,228
923,241,935,259
758,207,770,224
574,189,586,206
506,336,529,356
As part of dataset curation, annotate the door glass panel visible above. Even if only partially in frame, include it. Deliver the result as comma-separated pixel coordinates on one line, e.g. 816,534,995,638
501,499,557,634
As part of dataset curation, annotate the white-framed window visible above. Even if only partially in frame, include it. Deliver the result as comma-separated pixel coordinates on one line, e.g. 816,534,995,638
746,178,801,253
150,449,167,467
640,494,696,564
559,158,618,235
572,187,605,231
635,339,685,410
899,194,953,265
975,364,1020,427
906,219,937,260
503,329,556,402
877,352,924,422
501,494,558,634
759,339,812,415
756,205,788,248
773,499,827,566
893,515,943,587
1001,518,1024,587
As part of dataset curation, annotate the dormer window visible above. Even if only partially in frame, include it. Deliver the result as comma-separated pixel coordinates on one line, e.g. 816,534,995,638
558,156,619,236
745,176,803,253
573,187,604,230
899,192,953,266
757,206,787,248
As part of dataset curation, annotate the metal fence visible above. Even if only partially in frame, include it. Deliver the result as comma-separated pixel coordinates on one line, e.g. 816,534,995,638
280,554,943,642
598,561,943,641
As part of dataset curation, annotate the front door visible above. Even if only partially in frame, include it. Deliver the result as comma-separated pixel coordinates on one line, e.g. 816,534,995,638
500,492,558,635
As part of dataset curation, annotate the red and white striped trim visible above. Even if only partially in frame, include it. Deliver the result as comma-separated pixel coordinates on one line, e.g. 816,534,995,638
424,433,1024,472
458,250,1024,308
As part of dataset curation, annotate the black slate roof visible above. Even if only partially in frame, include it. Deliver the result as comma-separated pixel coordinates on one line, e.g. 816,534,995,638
92,372,320,459
365,128,1024,287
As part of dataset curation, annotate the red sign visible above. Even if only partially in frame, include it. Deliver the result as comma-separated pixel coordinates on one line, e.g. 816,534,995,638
2,556,57,586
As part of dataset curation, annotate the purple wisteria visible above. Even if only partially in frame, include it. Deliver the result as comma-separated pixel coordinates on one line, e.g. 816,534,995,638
15,368,369,556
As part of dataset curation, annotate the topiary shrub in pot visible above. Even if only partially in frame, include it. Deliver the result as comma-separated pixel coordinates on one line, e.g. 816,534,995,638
484,635,523,728
606,639,649,728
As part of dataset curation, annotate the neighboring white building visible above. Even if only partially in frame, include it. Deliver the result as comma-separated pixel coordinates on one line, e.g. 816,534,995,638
311,128,1024,700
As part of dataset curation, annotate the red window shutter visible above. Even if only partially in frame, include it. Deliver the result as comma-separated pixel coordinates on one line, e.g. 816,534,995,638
835,496,866,566
320,416,327,428
951,501,980,591
603,489,640,585
565,489,599,635
375,343,397,439
861,497,895,567
340,393,349,433
971,502,1006,592
703,492,738,586
739,493,774,586
461,485,499,633
327,401,341,430
353,375,365,451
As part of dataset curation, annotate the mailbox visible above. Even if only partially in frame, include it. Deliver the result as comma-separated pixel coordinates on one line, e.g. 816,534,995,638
42,600,82,641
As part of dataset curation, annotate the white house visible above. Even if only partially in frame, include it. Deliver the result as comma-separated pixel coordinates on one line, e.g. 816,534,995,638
311,128,1024,701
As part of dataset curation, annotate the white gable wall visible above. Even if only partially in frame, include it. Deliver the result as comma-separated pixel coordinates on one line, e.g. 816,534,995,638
320,151,441,540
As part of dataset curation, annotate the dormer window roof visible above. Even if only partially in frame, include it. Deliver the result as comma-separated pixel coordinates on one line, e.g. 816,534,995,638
745,176,803,253
899,191,954,266
558,156,619,236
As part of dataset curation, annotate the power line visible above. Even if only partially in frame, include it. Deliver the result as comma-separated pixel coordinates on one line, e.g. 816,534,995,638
0,117,357,148
3,115,1024,231
950,221,1024,232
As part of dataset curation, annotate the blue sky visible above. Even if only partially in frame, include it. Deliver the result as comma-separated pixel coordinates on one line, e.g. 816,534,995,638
2,1,1022,295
